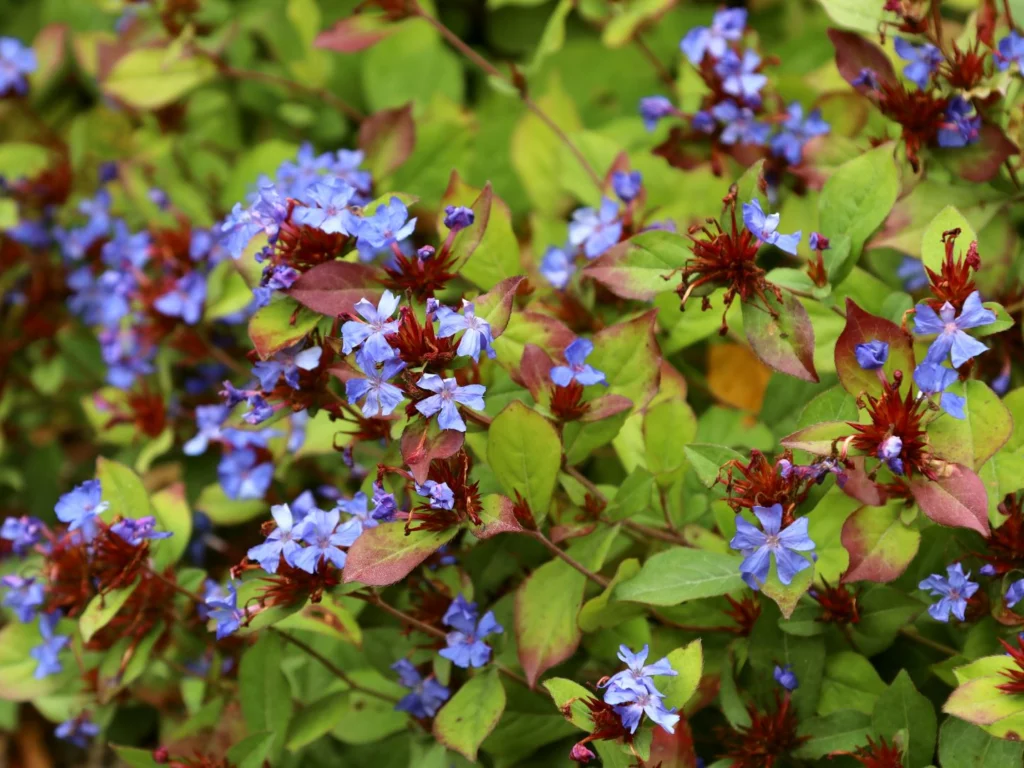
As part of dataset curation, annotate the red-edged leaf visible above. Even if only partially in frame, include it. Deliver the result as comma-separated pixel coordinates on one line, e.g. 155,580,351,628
441,173,492,270
589,310,663,411
496,311,577,379
937,123,1019,183
583,230,688,300
473,276,525,338
828,28,897,91
580,394,633,422
315,15,396,52
358,104,415,178
842,505,920,583
839,457,888,507
742,292,818,383
343,523,458,586
649,717,700,768
516,559,586,686
909,464,990,536
401,421,465,485
780,421,852,455
285,261,381,318
517,343,555,404
472,494,524,540
835,299,914,397
248,298,321,359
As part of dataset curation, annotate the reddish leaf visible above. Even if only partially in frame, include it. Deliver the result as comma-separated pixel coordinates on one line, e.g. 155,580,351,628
842,505,921,583
248,298,321,359
442,173,492,270
742,292,818,383
649,717,699,768
343,523,458,586
938,124,1019,183
473,275,525,338
516,559,586,686
401,421,465,485
580,394,633,422
909,464,990,536
517,343,555,404
839,457,888,507
583,230,688,300
315,15,396,52
358,104,415,178
828,28,897,91
834,299,915,397
472,494,524,540
285,261,381,318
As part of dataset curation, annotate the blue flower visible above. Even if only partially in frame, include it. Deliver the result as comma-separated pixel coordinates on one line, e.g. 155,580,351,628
0,37,37,96
913,362,966,419
436,301,496,361
937,96,981,148
252,343,323,391
101,220,151,270
897,256,930,292
99,327,156,388
540,246,575,290
855,340,889,370
67,268,134,328
711,101,771,146
569,198,622,259
680,8,746,65
242,394,275,425
770,103,830,165
774,664,798,691
416,480,455,510
996,31,1024,74
729,503,815,590
346,351,406,418
276,142,336,198
0,515,43,554
551,338,607,387
184,404,229,456
415,374,486,433
1007,578,1024,608
919,563,978,622
913,291,996,367
715,49,767,102
247,504,305,573
110,516,172,546
55,715,100,748
220,181,288,259
600,644,677,696
205,582,246,639
31,612,69,679
604,684,679,735
371,483,399,521
612,171,643,203
342,290,401,363
336,491,379,533
294,509,361,573
55,480,108,540
1,575,45,623
692,110,716,133
894,38,942,89
742,199,801,256
393,659,450,718
218,449,274,500
444,205,475,232
294,177,355,234
333,149,373,202
877,435,904,475
154,272,206,325
349,196,416,261
438,594,503,668
639,96,676,131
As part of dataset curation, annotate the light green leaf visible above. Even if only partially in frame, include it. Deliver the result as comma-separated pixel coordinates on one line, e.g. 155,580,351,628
938,716,1024,767
96,457,151,521
239,632,294,761
921,206,978,274
516,559,586,685
660,640,703,710
487,402,562,523
149,483,191,569
433,670,506,761
103,49,216,109
79,583,138,642
683,444,744,488
872,671,937,768
613,548,745,606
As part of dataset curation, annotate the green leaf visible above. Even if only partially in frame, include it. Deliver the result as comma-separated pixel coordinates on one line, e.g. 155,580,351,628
605,468,655,523
817,0,886,33
584,230,690,300
643,397,697,485
842,503,921,583
927,381,1012,471
921,206,978,274
239,632,293,762
361,19,464,112
683,444,744,488
343,522,459,586
660,640,703,710
819,651,887,716
850,586,923,655
871,671,937,768
196,484,267,525
226,732,276,768
433,669,506,761
96,457,151,521
0,143,51,180
516,559,586,686
742,292,818,383
510,74,580,211
818,143,899,260
613,548,745,606
587,311,662,412
102,49,216,110
544,677,596,731
938,715,1024,767
440,175,521,290
149,483,191,569
79,583,138,642
531,0,573,69
578,559,645,631
248,297,321,359
111,746,161,768
487,402,562,523
794,710,874,759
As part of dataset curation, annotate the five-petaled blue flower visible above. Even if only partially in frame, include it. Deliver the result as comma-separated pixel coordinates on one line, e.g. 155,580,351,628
996,31,1024,74
55,715,100,748
417,480,455,510
205,582,246,640
0,37,37,96
415,374,486,433
600,644,677,696
913,362,966,419
855,340,889,370
2,575,45,623
342,290,401,363
55,480,108,540
913,291,995,367
774,664,798,691
603,679,679,735
540,246,575,290
729,503,815,590
294,177,355,235
0,515,43,554
770,103,830,165
294,509,362,573
937,96,981,148
639,96,676,132
393,659,450,718
742,199,801,256
680,8,746,65
247,503,304,573
894,38,942,89
184,404,229,456
349,196,417,261
371,482,399,522
436,301,496,361
712,101,771,146
346,351,406,418
715,49,766,102
336,491,379,534
898,256,929,292
551,338,607,387
153,272,207,325
111,516,173,546
569,198,622,259
438,594,504,668
1006,578,1024,609
218,449,274,500
919,563,978,622
252,343,323,391
31,612,69,679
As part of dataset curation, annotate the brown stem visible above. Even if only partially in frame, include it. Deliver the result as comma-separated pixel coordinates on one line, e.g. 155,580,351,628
898,627,958,656
526,530,609,588
411,3,604,191
634,34,676,90
270,627,398,702
1004,0,1018,31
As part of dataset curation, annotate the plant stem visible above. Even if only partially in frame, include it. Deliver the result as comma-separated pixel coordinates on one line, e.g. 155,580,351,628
527,530,609,588
412,3,604,191
270,627,398,702
898,627,959,657
633,34,676,90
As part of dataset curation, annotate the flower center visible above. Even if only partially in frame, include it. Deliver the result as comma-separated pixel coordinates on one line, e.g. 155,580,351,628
944,321,958,334
765,533,781,549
